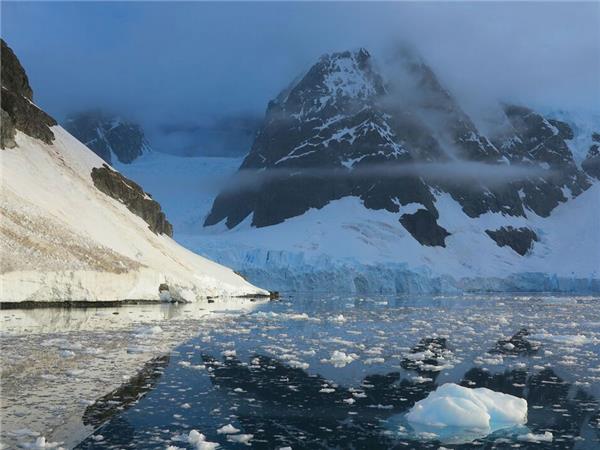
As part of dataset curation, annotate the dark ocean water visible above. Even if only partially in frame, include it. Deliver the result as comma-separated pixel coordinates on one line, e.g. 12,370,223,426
74,294,600,449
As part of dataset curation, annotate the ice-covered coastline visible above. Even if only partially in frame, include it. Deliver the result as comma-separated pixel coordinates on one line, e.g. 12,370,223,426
0,129,268,304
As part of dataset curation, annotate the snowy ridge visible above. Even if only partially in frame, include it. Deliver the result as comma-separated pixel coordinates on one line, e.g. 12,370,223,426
0,128,268,302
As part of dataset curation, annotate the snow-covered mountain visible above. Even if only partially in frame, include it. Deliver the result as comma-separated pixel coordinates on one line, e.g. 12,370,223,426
116,151,599,295
64,110,151,164
193,48,599,293
0,40,267,302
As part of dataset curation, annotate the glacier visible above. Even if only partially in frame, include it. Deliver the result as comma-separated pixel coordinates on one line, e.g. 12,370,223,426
117,150,600,294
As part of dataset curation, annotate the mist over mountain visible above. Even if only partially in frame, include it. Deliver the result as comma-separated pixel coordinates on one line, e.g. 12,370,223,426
2,2,598,157
156,113,262,157
205,48,593,234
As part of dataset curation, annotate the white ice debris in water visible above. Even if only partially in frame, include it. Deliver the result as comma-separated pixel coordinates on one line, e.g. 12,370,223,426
21,436,64,449
517,431,553,442
187,430,219,450
320,350,358,368
217,424,240,434
330,314,347,323
530,333,589,345
133,325,163,338
226,434,253,445
406,383,527,435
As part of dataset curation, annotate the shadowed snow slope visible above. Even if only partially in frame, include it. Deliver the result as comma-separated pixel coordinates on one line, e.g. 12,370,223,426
0,127,268,302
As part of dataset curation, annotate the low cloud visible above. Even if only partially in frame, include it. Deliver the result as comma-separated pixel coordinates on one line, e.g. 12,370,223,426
218,161,556,193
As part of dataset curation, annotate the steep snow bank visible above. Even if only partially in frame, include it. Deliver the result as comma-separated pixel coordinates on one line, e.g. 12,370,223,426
0,128,267,302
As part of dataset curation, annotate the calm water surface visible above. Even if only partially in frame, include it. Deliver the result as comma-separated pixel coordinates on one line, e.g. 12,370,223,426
6,294,600,449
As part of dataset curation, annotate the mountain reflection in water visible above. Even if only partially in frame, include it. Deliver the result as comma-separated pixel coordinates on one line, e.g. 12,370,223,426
77,324,600,449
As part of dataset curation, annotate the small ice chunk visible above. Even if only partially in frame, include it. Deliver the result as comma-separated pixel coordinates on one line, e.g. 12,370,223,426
227,434,253,445
530,333,588,345
133,325,163,337
364,357,385,365
319,388,335,393
321,350,357,368
330,314,347,323
187,430,219,450
21,437,63,449
517,431,553,442
217,424,240,434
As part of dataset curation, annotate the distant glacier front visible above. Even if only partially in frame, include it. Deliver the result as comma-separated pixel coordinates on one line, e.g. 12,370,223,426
181,246,600,295
117,144,600,295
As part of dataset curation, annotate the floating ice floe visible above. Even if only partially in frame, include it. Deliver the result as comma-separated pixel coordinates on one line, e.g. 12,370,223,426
226,434,253,445
217,424,240,434
187,430,219,450
320,350,358,368
20,436,64,449
132,325,163,338
530,333,589,345
405,383,527,444
517,431,553,442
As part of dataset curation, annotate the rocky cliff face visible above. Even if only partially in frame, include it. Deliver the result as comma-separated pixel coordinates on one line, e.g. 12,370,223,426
582,133,600,180
91,164,173,236
64,111,150,164
205,48,593,252
1,40,57,149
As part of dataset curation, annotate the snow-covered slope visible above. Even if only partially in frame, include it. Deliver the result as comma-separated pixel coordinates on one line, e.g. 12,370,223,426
0,128,267,302
0,39,266,302
118,152,600,294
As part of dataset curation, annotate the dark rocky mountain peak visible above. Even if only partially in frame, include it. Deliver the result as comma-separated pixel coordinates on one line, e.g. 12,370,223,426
64,110,150,164
1,39,57,149
205,47,594,252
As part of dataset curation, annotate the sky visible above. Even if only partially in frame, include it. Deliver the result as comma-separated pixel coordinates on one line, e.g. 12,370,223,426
2,1,599,156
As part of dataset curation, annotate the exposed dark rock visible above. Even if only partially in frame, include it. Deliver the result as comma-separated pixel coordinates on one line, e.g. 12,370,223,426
64,110,150,164
400,209,450,247
0,109,16,148
548,118,575,140
1,40,57,148
582,143,600,180
492,104,590,217
485,226,538,256
91,164,173,236
1,39,33,100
